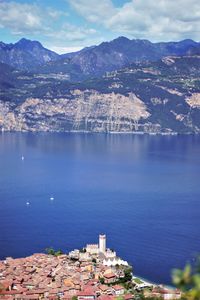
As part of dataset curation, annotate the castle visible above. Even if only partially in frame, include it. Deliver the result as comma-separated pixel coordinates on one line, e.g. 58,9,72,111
86,234,128,267
86,234,113,256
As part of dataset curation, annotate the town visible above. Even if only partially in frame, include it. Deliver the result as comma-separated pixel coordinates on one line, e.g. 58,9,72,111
0,235,181,300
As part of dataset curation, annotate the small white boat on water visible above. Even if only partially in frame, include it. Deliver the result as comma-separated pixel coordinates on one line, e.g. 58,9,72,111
21,155,25,161
26,202,30,205
50,197,54,201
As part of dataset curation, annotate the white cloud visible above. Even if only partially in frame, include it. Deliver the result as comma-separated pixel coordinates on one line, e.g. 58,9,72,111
46,22,102,53
69,0,200,41
107,0,200,41
49,46,83,54
68,0,116,23
0,1,68,35
0,1,45,33
47,23,97,42
0,1,99,49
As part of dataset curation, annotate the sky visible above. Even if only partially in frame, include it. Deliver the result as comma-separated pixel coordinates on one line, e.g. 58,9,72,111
0,0,200,54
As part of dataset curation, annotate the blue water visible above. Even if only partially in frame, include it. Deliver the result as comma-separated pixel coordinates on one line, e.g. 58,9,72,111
0,133,200,284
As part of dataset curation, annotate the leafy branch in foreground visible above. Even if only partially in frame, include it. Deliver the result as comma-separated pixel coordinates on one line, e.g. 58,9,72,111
172,256,200,300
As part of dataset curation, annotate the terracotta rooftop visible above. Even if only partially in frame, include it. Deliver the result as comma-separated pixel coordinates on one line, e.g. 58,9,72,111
112,284,124,291
103,272,116,279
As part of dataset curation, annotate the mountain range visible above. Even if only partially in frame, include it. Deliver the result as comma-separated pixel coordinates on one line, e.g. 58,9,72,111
1,37,200,77
0,37,200,134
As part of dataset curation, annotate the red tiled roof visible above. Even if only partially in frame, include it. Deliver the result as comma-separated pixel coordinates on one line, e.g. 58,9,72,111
112,285,124,291
49,296,59,300
87,279,98,286
98,285,110,292
22,295,39,300
26,288,46,294
98,296,115,300
0,290,22,295
103,273,116,279
78,287,96,296
0,280,13,289
0,297,15,300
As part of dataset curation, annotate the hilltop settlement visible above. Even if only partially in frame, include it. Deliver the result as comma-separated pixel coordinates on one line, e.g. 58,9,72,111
0,235,181,300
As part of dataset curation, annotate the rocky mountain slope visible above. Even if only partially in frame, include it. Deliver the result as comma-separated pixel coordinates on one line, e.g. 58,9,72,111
37,37,200,79
0,55,200,134
0,38,59,70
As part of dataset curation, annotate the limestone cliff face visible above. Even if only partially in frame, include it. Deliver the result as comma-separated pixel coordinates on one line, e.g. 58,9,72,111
186,93,200,108
1,89,200,134
70,90,150,132
0,90,154,133
1,53,200,134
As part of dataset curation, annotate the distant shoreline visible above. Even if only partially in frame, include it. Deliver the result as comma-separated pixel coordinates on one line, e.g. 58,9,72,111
1,129,193,135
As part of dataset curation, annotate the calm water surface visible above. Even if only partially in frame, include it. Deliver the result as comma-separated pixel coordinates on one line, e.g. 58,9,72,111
0,133,200,284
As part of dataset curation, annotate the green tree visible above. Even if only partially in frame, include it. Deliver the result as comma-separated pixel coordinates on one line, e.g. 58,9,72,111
45,247,56,255
45,247,63,256
122,266,132,283
55,249,63,256
99,277,105,284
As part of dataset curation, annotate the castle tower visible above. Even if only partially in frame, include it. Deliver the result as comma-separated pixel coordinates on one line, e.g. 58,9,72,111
99,234,106,253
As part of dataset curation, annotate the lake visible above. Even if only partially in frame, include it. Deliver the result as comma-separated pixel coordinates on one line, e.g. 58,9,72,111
0,132,200,284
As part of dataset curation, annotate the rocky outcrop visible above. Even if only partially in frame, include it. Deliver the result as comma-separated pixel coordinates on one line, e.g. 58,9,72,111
186,93,200,108
0,91,153,133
